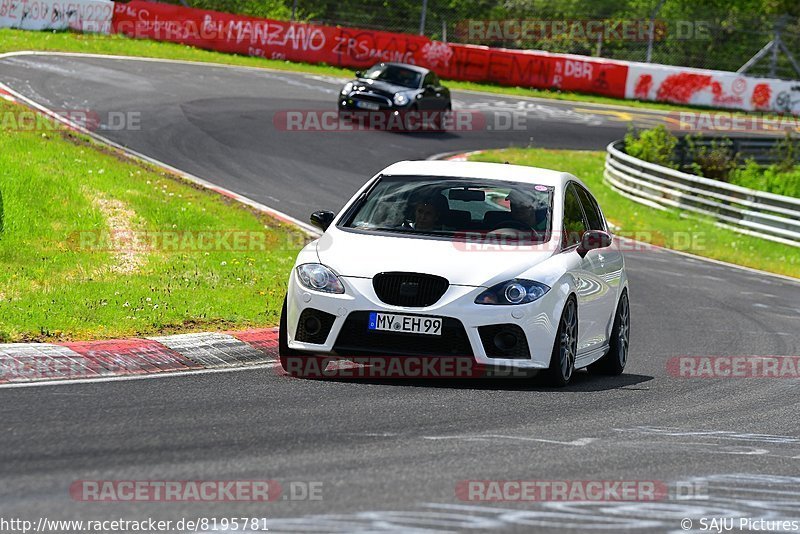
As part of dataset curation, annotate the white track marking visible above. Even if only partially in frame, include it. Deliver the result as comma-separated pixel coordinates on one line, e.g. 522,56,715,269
0,361,280,389
423,434,597,446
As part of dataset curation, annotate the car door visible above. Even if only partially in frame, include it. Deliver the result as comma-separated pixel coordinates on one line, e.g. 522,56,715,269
420,72,447,110
573,184,620,351
427,73,449,110
561,183,594,354
561,182,606,357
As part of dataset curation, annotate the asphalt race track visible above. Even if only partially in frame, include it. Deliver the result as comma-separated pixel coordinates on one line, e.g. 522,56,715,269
1,54,799,533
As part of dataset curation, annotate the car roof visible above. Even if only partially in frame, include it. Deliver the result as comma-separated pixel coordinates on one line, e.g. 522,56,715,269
377,62,430,75
380,160,578,189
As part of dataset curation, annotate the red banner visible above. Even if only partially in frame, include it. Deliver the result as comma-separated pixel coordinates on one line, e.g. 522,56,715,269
111,2,628,98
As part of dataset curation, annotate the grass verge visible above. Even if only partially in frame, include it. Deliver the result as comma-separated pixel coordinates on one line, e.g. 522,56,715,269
470,148,799,279
0,99,307,342
0,28,754,114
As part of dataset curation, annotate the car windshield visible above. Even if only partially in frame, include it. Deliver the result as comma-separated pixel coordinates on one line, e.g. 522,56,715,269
362,65,423,89
341,176,554,242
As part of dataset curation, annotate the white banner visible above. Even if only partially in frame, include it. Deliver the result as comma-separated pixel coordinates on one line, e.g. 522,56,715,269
0,0,113,33
625,62,800,115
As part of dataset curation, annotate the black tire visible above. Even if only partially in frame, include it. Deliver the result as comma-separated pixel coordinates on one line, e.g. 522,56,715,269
544,296,578,387
278,297,328,378
588,291,630,376
434,104,451,131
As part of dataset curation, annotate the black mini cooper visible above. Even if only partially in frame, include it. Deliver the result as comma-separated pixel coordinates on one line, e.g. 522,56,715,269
338,62,452,114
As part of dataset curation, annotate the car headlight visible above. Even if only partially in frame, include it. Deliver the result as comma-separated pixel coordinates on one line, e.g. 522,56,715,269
393,93,409,106
296,264,345,294
341,82,354,95
475,279,550,305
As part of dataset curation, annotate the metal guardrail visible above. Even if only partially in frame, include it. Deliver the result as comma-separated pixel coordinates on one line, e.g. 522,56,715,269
674,136,797,166
604,140,800,247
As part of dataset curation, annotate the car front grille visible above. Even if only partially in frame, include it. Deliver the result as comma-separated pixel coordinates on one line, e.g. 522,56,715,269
352,93,392,107
333,311,473,357
373,272,449,307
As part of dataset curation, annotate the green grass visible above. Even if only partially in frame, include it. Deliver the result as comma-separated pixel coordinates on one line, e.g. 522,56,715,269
470,148,799,279
0,100,307,342
0,28,761,114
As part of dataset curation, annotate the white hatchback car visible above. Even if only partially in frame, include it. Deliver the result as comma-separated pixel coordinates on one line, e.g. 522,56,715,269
280,160,629,386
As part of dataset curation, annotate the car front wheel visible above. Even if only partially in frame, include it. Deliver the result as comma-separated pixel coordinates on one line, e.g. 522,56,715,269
544,296,578,387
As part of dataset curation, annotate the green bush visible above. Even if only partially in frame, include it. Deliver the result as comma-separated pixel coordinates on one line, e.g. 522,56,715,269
729,160,800,198
623,126,799,197
683,135,739,182
770,132,800,173
624,125,678,169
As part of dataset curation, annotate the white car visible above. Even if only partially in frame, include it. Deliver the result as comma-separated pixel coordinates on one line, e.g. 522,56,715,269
279,160,629,386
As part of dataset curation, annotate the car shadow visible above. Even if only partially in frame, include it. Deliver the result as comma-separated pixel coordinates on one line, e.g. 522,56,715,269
306,370,655,392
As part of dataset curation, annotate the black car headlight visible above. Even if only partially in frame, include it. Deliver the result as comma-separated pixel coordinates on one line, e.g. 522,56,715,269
475,279,550,305
296,264,345,294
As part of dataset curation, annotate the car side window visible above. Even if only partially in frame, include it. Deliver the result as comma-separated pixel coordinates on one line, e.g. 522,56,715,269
562,184,588,248
575,186,605,231
423,73,435,87
430,73,440,86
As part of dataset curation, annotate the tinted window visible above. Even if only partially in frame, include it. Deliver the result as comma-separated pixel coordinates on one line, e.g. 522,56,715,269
575,186,604,231
363,64,422,89
562,184,587,248
342,176,553,241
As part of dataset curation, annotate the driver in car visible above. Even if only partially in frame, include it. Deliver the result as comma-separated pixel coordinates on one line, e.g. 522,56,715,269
412,194,448,232
508,189,548,232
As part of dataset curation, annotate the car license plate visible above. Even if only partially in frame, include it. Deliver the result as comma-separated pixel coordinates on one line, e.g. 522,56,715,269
368,312,442,336
356,100,380,110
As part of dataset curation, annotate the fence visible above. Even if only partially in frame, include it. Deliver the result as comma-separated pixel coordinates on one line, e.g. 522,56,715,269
109,1,800,115
154,0,800,79
604,139,800,247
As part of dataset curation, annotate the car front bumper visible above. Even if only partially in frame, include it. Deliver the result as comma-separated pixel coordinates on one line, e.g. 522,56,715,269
285,270,566,370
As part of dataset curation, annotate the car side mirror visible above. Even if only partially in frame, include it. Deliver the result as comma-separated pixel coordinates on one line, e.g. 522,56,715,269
577,230,612,258
354,71,363,78
310,210,335,232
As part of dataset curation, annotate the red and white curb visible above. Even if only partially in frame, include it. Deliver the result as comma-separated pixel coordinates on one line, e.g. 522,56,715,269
0,329,279,387
0,85,17,103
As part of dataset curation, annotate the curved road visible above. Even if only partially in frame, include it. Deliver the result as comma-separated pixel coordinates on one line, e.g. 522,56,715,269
1,54,799,533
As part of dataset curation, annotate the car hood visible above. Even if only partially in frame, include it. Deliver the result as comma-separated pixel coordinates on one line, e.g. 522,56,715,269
353,78,416,96
316,229,555,287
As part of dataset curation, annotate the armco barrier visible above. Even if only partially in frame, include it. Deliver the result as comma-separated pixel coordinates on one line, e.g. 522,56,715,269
0,0,113,33
604,140,800,247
